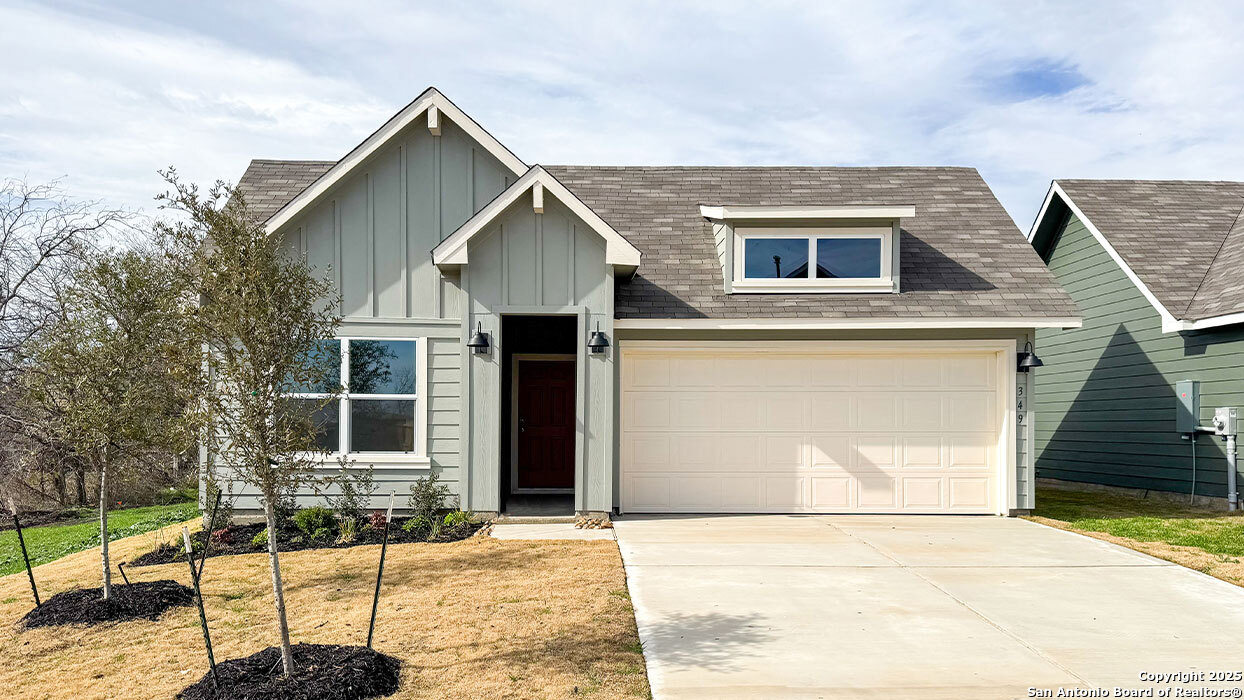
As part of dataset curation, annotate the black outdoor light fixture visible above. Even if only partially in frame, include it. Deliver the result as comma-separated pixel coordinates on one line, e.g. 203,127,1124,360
1017,341,1043,372
467,322,491,354
587,323,610,354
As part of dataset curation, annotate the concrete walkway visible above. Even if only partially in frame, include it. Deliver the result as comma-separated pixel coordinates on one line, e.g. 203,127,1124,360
615,515,1244,699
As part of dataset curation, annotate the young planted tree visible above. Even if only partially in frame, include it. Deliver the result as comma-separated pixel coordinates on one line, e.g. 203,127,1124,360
158,171,340,676
20,249,199,600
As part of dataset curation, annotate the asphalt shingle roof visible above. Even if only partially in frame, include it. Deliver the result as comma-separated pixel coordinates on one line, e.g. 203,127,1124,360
235,159,335,222
548,166,1076,320
236,159,1078,321
1056,179,1244,321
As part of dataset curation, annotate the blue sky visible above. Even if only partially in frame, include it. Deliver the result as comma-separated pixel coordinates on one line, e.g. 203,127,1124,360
3,0,1243,230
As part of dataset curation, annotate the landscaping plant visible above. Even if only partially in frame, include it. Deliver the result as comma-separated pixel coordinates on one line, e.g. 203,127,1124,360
157,170,341,677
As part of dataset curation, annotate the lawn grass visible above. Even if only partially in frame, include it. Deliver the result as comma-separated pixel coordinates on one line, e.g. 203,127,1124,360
0,503,199,577
0,521,650,699
1027,486,1244,585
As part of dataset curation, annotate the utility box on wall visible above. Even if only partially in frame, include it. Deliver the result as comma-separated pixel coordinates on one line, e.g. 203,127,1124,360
1176,380,1200,434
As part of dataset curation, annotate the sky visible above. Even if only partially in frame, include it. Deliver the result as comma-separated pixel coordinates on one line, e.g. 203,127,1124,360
2,0,1243,231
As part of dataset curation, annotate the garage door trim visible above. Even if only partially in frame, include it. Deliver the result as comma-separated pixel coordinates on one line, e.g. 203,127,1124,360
619,339,1017,515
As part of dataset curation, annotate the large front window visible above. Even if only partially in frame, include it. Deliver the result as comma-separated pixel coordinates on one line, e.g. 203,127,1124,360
289,338,424,457
734,227,893,292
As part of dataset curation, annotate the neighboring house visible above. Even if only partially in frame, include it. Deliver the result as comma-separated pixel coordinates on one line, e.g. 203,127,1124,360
214,87,1079,518
1028,179,1244,506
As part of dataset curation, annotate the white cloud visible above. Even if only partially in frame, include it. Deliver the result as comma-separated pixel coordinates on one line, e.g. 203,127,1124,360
3,0,1244,228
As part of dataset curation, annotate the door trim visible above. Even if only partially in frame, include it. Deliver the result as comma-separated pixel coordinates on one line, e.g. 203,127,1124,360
510,353,577,494
618,339,1016,515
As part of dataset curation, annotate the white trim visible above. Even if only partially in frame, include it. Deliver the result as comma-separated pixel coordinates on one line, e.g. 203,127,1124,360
289,336,430,467
532,181,544,214
510,353,577,494
618,339,1013,516
700,204,915,220
1168,310,1244,332
432,166,643,268
732,226,894,293
613,317,1083,330
264,88,526,234
426,104,440,135
1029,181,1185,333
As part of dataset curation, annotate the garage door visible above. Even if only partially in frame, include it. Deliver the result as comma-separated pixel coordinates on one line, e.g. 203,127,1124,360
620,343,1007,514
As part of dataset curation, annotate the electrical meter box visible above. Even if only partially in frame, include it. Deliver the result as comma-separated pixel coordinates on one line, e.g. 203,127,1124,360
1176,380,1200,434
1213,407,1238,436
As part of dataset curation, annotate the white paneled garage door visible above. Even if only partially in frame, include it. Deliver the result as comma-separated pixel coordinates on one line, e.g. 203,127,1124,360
620,342,1011,514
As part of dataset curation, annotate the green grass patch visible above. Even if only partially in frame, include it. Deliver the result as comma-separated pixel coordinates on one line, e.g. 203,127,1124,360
0,503,198,576
1034,488,1244,557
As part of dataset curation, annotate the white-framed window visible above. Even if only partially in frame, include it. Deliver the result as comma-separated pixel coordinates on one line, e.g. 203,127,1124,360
732,227,894,293
287,337,429,464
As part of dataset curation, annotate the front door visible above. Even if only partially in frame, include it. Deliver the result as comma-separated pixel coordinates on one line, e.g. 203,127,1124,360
515,358,576,490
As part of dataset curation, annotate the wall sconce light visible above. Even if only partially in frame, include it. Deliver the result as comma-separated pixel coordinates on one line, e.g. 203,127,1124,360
1017,341,1043,372
587,323,610,354
467,322,491,355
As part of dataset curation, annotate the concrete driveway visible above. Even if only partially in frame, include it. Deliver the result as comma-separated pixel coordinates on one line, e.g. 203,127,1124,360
614,515,1244,699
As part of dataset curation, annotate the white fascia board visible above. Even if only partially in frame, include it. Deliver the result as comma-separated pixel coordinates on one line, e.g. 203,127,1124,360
1036,182,1184,333
1026,182,1059,242
699,204,916,220
1167,310,1244,332
433,166,642,267
613,317,1083,330
264,88,526,234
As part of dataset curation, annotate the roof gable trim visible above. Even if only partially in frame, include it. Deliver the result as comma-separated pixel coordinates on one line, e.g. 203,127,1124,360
1028,181,1184,332
432,166,642,268
264,88,527,233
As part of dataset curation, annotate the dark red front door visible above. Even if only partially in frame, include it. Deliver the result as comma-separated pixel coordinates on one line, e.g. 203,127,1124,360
516,359,576,489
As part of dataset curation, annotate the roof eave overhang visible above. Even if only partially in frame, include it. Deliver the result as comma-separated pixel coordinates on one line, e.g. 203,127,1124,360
263,88,527,234
613,317,1082,330
699,204,916,221
432,165,642,269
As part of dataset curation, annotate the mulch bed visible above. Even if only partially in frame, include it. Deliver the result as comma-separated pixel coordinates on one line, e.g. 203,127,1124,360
178,643,401,700
20,580,194,629
128,519,480,568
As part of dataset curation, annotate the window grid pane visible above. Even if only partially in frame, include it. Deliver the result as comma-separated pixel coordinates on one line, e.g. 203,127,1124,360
815,238,883,279
743,238,809,279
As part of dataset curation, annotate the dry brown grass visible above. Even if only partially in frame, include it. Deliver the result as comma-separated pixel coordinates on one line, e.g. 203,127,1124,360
0,521,650,699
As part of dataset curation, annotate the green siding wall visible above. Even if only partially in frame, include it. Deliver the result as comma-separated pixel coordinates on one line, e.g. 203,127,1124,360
1035,212,1244,498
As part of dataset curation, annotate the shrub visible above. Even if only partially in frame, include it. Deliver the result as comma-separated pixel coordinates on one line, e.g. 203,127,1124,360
293,506,336,537
251,528,268,548
311,527,332,542
369,509,388,530
324,463,375,526
337,517,358,544
443,509,473,528
407,472,452,523
402,514,435,535
210,527,233,546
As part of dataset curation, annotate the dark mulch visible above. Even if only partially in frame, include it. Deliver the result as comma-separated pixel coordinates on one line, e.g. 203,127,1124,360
178,643,401,700
20,580,194,629
129,519,479,568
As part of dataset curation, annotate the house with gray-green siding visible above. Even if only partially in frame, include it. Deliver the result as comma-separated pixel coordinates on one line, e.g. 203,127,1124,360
1029,180,1244,508
209,87,1081,519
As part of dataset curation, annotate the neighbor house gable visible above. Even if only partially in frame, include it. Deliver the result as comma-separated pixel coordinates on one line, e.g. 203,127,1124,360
1029,179,1244,333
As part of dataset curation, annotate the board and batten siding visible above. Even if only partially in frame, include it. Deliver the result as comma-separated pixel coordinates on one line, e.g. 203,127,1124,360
211,113,515,513
461,194,615,513
1035,212,1244,499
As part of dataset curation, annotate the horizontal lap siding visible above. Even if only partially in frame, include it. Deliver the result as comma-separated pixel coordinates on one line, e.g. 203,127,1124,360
217,334,463,513
1035,213,1244,498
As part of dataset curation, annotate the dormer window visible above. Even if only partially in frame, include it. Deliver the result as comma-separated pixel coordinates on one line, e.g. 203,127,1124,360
733,227,893,292
701,204,912,294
